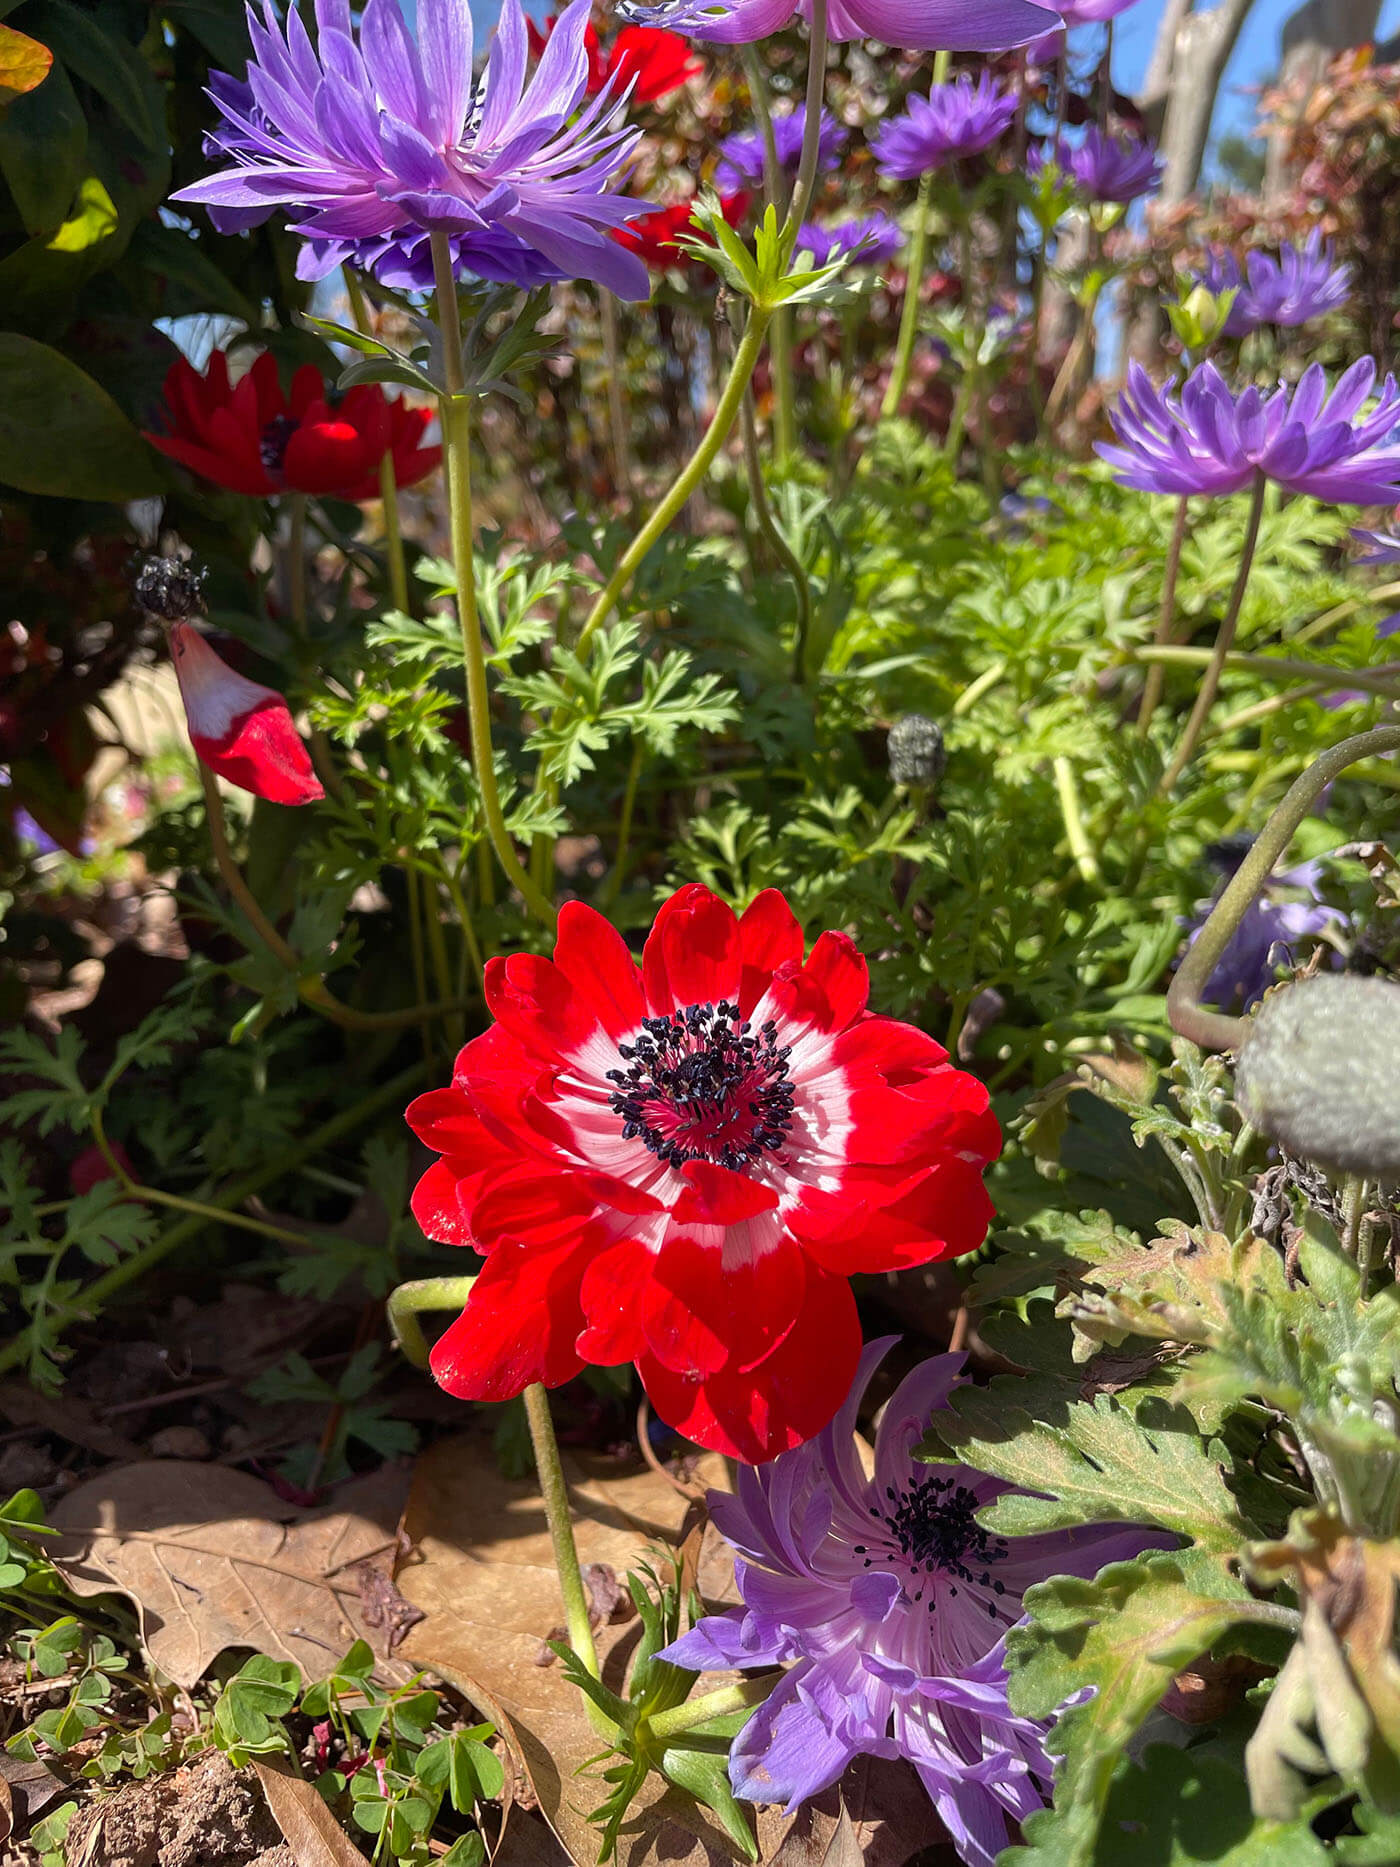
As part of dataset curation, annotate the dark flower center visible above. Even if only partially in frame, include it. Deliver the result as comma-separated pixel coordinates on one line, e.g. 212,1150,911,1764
606,1001,794,1172
260,414,298,475
855,1476,1010,1616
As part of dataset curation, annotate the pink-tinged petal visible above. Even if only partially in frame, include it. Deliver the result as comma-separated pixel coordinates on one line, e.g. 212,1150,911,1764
640,1264,861,1463
429,1232,589,1400
673,1159,779,1225
736,888,805,1012
642,883,743,1013
410,1157,474,1248
845,0,1061,49
170,624,323,806
484,950,599,1059
552,900,644,1037
576,1235,651,1365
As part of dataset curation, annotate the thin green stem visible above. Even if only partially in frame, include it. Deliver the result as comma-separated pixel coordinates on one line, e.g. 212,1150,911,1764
600,291,635,507
1129,644,1400,703
646,1677,776,1744
740,382,813,681
346,271,412,615
288,493,308,635
743,45,795,457
0,1066,426,1377
882,170,936,420
522,1382,600,1681
1341,1175,1365,1260
603,739,644,908
1136,495,1191,740
952,658,1007,716
431,232,556,931
90,1107,310,1248
1053,756,1101,885
780,0,830,246
1158,475,1267,796
387,1275,480,1370
1167,724,1400,1052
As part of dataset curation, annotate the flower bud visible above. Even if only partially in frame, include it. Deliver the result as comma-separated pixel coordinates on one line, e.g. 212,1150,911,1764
132,554,207,621
170,623,324,807
1234,974,1400,1177
1166,282,1239,355
887,714,947,791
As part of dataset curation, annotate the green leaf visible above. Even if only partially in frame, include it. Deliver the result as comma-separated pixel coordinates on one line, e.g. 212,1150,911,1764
0,53,83,232
659,1744,758,1862
0,332,163,498
1006,1555,1261,1867
923,1385,1249,1553
26,2,162,146
440,1836,488,1867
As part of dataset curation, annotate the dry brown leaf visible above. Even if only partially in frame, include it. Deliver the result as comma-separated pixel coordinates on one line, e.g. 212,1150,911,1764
0,1751,66,1841
398,1427,743,1867
764,1760,952,1867
0,1378,145,1462
46,1461,410,1688
253,1758,372,1866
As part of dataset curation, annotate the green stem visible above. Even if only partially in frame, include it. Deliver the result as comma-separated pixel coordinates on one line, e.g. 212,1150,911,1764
1340,1175,1365,1260
288,492,308,635
1136,495,1191,739
1167,724,1400,1052
600,291,635,507
522,1382,600,1681
431,232,557,931
90,1107,310,1247
780,0,830,247
742,44,796,459
646,1677,776,1744
881,169,935,420
1053,755,1101,885
0,1065,425,1377
1130,644,1400,703
952,658,1007,716
386,1275,480,1370
740,381,813,681
344,269,410,616
602,739,644,908
1158,474,1267,796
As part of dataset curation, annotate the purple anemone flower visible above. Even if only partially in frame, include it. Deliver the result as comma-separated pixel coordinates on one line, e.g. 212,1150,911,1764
1182,852,1346,1011
871,73,1018,179
1032,126,1162,203
619,0,1060,52
1196,230,1352,337
1055,0,1142,20
713,104,846,191
1352,526,1400,563
1098,359,1400,504
173,0,650,298
797,213,903,268
659,1341,1157,1867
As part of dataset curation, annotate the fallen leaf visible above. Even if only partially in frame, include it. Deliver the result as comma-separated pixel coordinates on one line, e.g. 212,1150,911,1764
46,1461,411,1688
0,20,52,102
765,1760,953,1867
253,1757,373,1866
398,1426,740,1867
0,1378,145,1462
0,1752,66,1840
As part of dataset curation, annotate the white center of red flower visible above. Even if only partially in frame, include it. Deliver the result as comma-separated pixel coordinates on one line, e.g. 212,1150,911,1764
854,1477,1010,1616
605,1001,796,1172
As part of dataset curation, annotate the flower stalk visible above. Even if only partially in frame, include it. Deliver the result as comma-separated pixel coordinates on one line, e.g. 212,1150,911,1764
645,1676,775,1745
882,169,936,420
1136,494,1191,740
523,1382,602,1682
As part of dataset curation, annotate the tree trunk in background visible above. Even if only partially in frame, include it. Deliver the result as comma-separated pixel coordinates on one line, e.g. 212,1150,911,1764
1264,0,1382,198
1155,0,1257,204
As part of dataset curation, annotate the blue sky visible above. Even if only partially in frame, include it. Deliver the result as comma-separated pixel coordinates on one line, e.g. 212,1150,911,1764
1111,0,1400,168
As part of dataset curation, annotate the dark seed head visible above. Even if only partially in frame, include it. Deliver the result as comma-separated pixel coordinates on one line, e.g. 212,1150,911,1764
131,554,207,621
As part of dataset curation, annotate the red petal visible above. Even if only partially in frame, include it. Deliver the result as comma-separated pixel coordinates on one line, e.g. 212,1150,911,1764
145,431,272,496
429,1234,590,1401
736,889,804,1013
576,1235,650,1365
651,1220,805,1373
484,951,598,1060
673,1159,778,1225
801,931,870,1031
171,624,322,806
410,1158,474,1248
640,1258,728,1376
797,1154,997,1273
552,900,644,1038
642,884,742,1014
470,1167,599,1249
283,420,372,497
639,1265,861,1463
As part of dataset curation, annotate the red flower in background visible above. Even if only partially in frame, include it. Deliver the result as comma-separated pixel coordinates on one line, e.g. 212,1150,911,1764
146,351,440,500
614,192,750,271
170,623,324,806
406,885,1001,1464
527,17,701,103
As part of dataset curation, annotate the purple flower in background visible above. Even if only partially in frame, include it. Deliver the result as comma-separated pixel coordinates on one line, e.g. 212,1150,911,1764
714,104,846,190
797,213,902,268
1099,360,1400,504
1183,850,1346,1011
620,0,1060,52
1353,527,1400,563
174,0,650,298
871,73,1018,179
1196,231,1352,336
1055,0,1142,20
1032,127,1162,203
659,1341,1157,1867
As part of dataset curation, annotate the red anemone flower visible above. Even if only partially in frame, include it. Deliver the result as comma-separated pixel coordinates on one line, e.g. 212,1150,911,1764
614,192,750,271
146,351,440,500
406,886,1001,1464
171,623,324,806
527,17,701,103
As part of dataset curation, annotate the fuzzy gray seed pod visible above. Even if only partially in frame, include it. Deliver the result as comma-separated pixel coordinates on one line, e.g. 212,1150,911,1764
132,554,207,621
1235,973,1400,1177
887,713,947,791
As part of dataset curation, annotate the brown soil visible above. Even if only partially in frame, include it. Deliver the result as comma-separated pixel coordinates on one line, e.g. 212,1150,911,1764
63,1751,295,1867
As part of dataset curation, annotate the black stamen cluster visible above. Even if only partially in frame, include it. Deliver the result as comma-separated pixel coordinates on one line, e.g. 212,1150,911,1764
130,554,207,621
260,413,298,474
606,1001,795,1170
854,1477,1010,1618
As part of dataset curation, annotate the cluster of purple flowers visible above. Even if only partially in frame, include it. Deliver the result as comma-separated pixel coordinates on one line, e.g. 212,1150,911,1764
1183,849,1346,1010
1100,358,1400,504
714,103,847,191
662,1341,1155,1867
871,72,1018,178
621,0,1060,50
1196,230,1353,336
797,213,903,268
1030,126,1163,204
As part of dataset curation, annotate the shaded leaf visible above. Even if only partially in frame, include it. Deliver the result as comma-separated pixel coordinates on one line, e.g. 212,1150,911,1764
0,20,51,101
0,333,163,499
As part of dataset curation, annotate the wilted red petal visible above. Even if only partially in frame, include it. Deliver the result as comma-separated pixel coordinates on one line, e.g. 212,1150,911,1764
170,623,323,807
